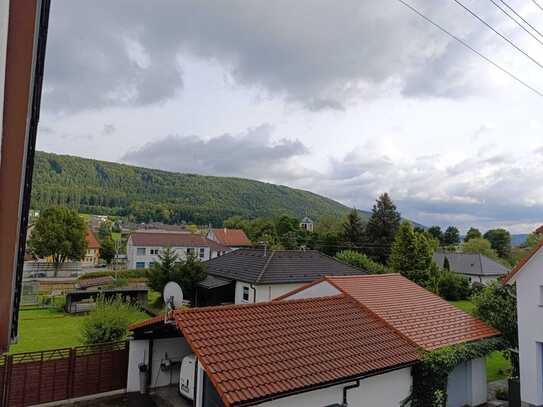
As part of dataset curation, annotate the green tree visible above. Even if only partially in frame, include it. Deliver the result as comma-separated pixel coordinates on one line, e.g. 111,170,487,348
463,237,499,259
437,272,471,301
97,220,113,241
464,227,482,242
484,229,512,259
525,233,543,249
342,209,365,247
473,282,517,349
28,206,87,276
364,193,401,263
315,215,343,236
427,226,443,243
388,222,434,284
443,256,450,271
442,226,461,246
81,295,144,344
275,214,300,249
335,250,391,274
147,248,206,302
99,237,116,267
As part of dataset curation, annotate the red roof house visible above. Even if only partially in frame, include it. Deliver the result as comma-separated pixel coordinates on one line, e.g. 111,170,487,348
207,228,251,248
129,273,498,407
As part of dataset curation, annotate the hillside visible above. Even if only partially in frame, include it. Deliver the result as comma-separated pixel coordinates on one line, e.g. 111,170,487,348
31,151,370,226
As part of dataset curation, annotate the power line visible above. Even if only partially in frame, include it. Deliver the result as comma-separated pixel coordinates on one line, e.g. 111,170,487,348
451,0,543,71
495,0,543,40
533,0,543,12
489,0,543,46
393,0,543,97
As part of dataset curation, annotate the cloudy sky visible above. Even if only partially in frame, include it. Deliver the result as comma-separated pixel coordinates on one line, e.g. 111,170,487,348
37,0,543,233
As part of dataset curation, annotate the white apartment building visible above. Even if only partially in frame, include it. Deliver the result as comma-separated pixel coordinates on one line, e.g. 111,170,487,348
127,232,228,269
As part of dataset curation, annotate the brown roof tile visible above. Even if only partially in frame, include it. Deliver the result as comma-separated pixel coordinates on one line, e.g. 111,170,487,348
78,276,114,289
211,229,252,247
130,232,227,251
324,274,499,351
174,296,419,406
85,230,101,249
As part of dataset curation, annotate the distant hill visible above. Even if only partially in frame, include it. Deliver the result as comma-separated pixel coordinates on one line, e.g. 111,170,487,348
511,234,528,247
31,151,372,226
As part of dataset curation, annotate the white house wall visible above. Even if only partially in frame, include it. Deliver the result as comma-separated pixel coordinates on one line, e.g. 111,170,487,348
234,281,305,304
127,337,191,392
515,249,543,406
280,280,341,300
127,239,216,269
256,367,412,407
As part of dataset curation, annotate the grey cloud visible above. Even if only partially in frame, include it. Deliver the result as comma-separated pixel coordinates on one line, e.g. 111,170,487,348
121,124,309,179
102,124,116,136
43,0,500,113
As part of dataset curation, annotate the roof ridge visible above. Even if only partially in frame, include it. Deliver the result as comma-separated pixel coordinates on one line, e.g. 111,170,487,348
256,251,275,284
323,276,423,351
503,239,543,284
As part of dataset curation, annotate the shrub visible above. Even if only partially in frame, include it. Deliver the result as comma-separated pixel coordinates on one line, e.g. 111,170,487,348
78,269,148,280
437,272,471,301
81,295,143,344
335,250,391,274
495,386,508,401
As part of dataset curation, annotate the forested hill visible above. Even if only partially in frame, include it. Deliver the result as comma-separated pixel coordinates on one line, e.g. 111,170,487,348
31,151,369,225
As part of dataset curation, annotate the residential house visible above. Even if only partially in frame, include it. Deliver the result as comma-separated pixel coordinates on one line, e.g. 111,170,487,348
128,273,498,407
194,248,367,306
299,216,314,232
206,228,252,250
433,251,510,284
502,241,543,406
82,230,101,267
126,231,228,269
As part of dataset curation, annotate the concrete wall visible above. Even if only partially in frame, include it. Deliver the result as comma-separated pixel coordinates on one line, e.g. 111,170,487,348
446,358,487,407
234,281,303,304
515,248,543,406
127,337,192,392
256,367,412,407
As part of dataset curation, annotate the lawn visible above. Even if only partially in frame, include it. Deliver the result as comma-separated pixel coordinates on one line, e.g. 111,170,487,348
449,300,476,315
9,307,150,354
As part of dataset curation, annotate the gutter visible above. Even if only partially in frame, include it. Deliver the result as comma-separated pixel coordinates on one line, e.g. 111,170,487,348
234,361,417,407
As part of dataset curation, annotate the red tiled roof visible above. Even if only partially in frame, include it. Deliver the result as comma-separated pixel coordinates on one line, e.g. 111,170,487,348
535,225,543,235
174,296,420,406
85,230,101,249
324,274,499,351
130,232,227,251
502,239,543,284
211,229,252,247
129,315,165,331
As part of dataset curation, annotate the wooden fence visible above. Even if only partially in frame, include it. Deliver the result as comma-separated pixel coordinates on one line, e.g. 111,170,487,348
0,341,128,407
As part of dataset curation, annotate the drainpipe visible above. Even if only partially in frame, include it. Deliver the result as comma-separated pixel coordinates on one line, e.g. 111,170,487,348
250,284,257,303
342,380,360,406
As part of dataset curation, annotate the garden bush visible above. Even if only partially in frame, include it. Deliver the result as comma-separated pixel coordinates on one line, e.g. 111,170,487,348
335,250,391,274
437,272,471,301
80,295,144,344
78,269,148,280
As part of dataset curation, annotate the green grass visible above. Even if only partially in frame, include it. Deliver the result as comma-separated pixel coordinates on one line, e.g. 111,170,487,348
449,300,476,315
487,351,511,382
10,307,149,354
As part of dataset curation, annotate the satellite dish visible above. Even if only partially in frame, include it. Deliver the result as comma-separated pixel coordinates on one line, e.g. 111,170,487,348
163,282,184,309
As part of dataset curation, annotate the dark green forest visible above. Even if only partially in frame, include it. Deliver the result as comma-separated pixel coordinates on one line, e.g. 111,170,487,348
31,151,369,226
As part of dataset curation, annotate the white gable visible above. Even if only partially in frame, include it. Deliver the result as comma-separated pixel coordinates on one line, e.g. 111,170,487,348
282,281,340,300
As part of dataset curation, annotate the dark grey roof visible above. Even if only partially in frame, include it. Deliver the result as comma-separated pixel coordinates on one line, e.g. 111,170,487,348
433,252,510,277
197,275,233,289
203,249,367,285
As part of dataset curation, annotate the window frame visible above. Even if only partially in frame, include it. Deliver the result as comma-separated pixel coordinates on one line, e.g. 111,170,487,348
242,286,250,303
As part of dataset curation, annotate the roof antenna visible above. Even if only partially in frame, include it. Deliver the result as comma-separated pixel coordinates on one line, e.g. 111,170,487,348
258,241,267,257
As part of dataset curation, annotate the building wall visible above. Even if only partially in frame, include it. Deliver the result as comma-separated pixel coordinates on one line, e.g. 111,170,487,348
234,281,303,304
127,337,192,392
127,239,215,269
515,249,543,406
281,280,341,300
256,367,412,407
446,358,487,407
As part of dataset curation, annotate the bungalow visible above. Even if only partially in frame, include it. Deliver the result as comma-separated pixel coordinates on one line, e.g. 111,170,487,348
299,216,314,232
128,273,498,407
194,248,367,306
127,232,229,269
502,241,543,406
206,228,252,250
433,251,510,284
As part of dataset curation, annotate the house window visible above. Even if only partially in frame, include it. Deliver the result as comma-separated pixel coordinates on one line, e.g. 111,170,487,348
149,262,156,268
136,262,145,269
136,248,146,256
187,248,195,256
150,249,159,255
199,248,205,259
242,286,250,303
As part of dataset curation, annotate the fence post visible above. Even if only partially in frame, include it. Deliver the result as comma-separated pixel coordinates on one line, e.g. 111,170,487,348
2,355,13,407
67,348,76,399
